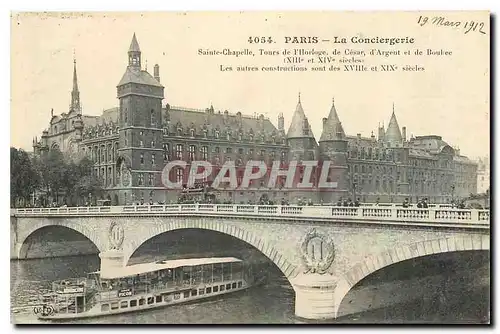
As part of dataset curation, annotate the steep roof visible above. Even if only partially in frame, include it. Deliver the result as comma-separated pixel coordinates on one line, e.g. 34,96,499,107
117,68,163,87
319,98,346,142
166,106,279,136
385,109,403,143
286,96,314,139
129,33,141,52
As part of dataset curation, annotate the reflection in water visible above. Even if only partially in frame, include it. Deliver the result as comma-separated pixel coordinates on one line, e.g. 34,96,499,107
11,230,490,324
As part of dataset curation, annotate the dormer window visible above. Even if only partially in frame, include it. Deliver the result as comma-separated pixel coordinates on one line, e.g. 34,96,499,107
177,128,182,136
203,130,207,138
190,129,195,137
215,130,220,139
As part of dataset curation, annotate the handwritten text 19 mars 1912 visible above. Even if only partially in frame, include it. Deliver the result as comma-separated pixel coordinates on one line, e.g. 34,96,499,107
417,16,487,35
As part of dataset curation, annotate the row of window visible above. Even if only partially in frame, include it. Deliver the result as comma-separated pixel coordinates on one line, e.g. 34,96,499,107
100,281,243,313
162,144,286,162
162,126,285,144
121,108,158,127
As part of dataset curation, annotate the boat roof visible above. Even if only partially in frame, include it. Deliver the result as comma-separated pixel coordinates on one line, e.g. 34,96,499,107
98,257,242,279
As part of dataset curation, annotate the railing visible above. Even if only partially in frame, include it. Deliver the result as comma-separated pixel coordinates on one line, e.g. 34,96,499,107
12,204,490,227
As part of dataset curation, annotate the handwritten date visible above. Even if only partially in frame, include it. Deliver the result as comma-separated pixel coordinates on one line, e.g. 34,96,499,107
417,16,486,35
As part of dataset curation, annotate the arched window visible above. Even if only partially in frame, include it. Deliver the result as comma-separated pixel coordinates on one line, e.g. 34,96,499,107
150,109,155,126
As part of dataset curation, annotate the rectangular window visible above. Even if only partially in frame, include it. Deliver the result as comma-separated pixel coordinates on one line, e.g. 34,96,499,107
232,282,237,289
226,147,232,154
206,287,212,294
155,295,162,303
138,174,144,186
191,289,198,296
201,146,208,160
188,145,196,161
163,144,170,161
140,153,144,164
238,281,242,288
226,283,231,290
120,301,128,308
199,289,205,295
130,300,137,307
213,286,219,293
111,302,119,310
148,174,154,186
220,285,225,291
151,154,155,166
183,291,190,298
176,144,183,159
176,168,183,183
151,109,155,125
147,297,154,304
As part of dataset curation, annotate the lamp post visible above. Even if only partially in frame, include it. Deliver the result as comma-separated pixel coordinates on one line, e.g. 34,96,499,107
353,181,357,201
451,185,455,205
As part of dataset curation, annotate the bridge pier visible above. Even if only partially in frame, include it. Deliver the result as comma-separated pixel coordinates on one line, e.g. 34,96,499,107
292,273,339,320
99,250,126,278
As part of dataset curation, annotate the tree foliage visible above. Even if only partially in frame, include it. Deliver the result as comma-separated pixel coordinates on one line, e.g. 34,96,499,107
10,148,40,207
11,147,103,207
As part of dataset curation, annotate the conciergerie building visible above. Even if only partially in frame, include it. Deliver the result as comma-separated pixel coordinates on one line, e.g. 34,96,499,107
32,34,477,205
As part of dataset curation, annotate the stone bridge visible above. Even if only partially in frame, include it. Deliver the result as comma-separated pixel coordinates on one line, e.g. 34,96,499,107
11,204,490,320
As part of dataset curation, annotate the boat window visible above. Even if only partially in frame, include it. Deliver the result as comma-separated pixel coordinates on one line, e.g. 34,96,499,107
191,289,198,296
226,283,231,290
120,301,128,308
220,285,225,291
130,300,137,307
213,286,219,293
174,293,181,300
232,282,237,289
238,281,242,288
198,289,205,295
147,297,154,304
206,287,212,294
139,298,145,306
101,304,109,312
111,302,119,310
164,294,172,303
183,291,190,298
155,295,162,303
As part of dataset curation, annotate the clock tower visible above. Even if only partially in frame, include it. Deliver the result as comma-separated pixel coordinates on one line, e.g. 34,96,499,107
117,33,164,204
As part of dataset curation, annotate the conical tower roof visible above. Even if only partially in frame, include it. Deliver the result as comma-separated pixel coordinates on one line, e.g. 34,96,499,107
385,104,402,143
286,94,314,139
129,33,141,52
320,97,345,142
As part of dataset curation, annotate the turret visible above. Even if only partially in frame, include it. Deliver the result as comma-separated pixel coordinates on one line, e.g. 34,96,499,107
285,93,319,203
278,112,284,134
128,33,141,70
385,103,403,146
318,97,349,203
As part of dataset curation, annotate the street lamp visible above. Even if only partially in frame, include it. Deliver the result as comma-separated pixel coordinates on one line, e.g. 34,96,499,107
451,185,455,205
353,181,357,201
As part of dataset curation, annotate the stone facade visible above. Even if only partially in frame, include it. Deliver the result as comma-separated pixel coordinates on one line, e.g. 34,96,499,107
33,34,477,205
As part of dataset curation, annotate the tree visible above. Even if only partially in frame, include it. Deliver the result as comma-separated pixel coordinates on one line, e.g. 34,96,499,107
10,148,40,207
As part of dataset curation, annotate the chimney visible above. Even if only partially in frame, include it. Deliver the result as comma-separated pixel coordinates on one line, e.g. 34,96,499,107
402,126,407,142
357,133,361,139
322,117,327,127
278,113,284,132
154,64,160,82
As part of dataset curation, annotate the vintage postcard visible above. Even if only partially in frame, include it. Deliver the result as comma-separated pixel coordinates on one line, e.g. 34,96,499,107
10,11,490,324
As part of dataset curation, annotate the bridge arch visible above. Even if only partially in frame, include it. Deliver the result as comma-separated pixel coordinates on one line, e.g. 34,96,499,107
17,220,105,259
333,234,490,318
123,218,299,280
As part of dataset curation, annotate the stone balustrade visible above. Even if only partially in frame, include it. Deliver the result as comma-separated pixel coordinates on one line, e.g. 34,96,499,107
11,205,490,228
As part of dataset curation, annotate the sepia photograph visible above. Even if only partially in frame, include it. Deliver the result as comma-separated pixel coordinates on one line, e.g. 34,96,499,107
9,11,490,325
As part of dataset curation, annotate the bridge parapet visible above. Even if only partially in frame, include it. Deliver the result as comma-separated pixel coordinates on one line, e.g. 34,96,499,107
12,205,489,228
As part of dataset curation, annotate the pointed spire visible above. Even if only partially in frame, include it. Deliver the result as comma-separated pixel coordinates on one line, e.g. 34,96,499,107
129,33,141,52
70,57,81,113
385,103,403,143
319,97,346,142
286,94,314,139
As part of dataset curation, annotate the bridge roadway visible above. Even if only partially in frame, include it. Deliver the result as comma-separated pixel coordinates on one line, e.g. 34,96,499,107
11,204,490,320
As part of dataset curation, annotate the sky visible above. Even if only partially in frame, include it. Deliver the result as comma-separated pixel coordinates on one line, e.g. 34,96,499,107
10,11,490,158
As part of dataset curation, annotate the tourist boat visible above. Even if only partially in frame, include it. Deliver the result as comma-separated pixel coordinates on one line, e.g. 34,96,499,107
35,257,253,320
